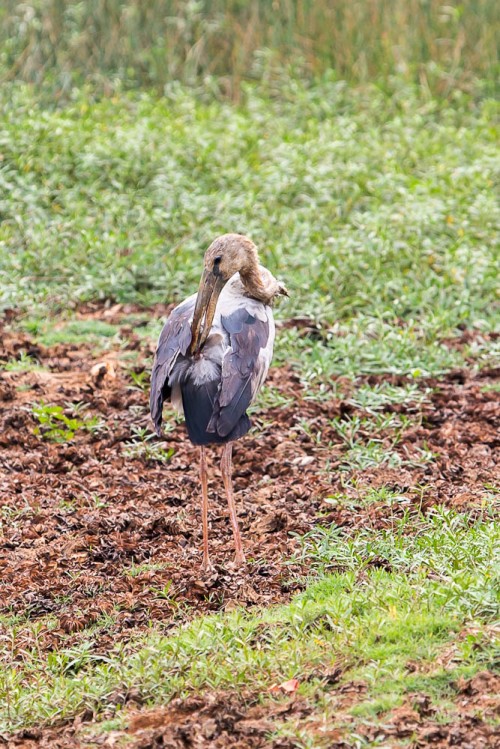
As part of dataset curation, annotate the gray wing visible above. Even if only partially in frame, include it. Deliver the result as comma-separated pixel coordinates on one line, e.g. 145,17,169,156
207,306,273,439
149,297,195,435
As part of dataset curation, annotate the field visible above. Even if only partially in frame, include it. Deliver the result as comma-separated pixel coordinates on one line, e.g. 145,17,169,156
1,0,498,97
0,76,499,748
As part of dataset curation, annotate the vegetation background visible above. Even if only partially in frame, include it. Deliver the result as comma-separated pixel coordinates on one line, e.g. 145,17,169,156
0,2,498,747
0,0,498,99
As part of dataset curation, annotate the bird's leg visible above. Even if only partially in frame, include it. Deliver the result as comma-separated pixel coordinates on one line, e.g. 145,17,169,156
200,446,213,572
221,442,246,566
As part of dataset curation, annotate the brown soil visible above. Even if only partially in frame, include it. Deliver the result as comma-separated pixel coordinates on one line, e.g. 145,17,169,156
359,671,500,749
6,675,500,749
1,309,499,748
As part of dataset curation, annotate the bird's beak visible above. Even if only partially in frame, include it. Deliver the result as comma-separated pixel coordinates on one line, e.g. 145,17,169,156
189,268,226,355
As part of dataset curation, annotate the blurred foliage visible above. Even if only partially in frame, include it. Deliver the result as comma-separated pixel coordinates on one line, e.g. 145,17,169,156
1,81,497,338
0,1,497,100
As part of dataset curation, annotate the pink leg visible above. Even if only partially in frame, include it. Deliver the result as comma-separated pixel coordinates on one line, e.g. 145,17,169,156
221,442,246,566
200,446,213,571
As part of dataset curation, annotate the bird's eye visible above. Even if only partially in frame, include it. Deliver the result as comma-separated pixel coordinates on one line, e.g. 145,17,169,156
213,256,222,266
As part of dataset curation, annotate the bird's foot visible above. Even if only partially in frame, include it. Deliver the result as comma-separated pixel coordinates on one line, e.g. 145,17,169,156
201,555,215,573
233,552,246,567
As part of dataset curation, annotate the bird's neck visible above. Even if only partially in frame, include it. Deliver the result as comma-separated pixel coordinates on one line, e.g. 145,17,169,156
240,264,281,305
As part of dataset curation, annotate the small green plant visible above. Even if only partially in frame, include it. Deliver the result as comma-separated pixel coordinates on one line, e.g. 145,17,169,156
254,385,295,410
2,352,46,373
341,439,399,471
57,498,77,514
90,494,108,509
152,582,174,600
128,369,150,392
31,402,104,443
123,426,175,464
124,562,168,578
327,411,428,472
348,382,431,413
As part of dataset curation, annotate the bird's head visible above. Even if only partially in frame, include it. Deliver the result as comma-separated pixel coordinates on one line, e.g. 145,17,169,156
189,234,259,356
205,233,259,281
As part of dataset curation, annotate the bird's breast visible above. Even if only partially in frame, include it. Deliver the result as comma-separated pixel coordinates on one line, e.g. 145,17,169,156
190,354,221,386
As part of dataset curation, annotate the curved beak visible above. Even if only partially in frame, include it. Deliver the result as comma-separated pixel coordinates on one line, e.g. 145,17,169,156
189,268,226,356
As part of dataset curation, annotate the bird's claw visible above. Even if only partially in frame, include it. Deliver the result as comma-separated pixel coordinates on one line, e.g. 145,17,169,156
233,553,246,567
201,556,215,573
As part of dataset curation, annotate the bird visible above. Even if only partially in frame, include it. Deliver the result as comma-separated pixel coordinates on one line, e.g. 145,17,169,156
150,234,287,571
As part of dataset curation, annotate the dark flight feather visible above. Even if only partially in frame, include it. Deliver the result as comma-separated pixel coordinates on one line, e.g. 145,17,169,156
149,299,194,435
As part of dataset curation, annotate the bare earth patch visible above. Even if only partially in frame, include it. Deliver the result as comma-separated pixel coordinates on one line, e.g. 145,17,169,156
0,311,498,747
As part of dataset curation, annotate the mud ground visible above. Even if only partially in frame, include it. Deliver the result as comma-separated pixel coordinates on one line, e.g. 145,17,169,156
1,308,498,747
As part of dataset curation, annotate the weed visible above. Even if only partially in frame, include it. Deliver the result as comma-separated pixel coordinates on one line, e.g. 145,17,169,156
124,563,168,578
327,410,431,472
340,440,399,471
480,382,500,394
348,382,431,413
0,87,497,377
30,402,104,443
128,369,150,392
123,426,175,464
152,582,174,600
1,352,45,373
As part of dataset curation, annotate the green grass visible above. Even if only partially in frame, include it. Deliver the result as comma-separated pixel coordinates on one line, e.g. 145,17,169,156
1,508,497,739
324,411,434,472
349,382,427,406
123,562,169,579
20,318,123,347
1,82,498,380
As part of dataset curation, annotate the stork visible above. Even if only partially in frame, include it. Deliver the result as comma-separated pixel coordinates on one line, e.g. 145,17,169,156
150,234,287,571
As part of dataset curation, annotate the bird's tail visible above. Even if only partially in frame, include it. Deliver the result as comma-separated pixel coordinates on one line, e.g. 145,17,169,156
181,379,251,445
